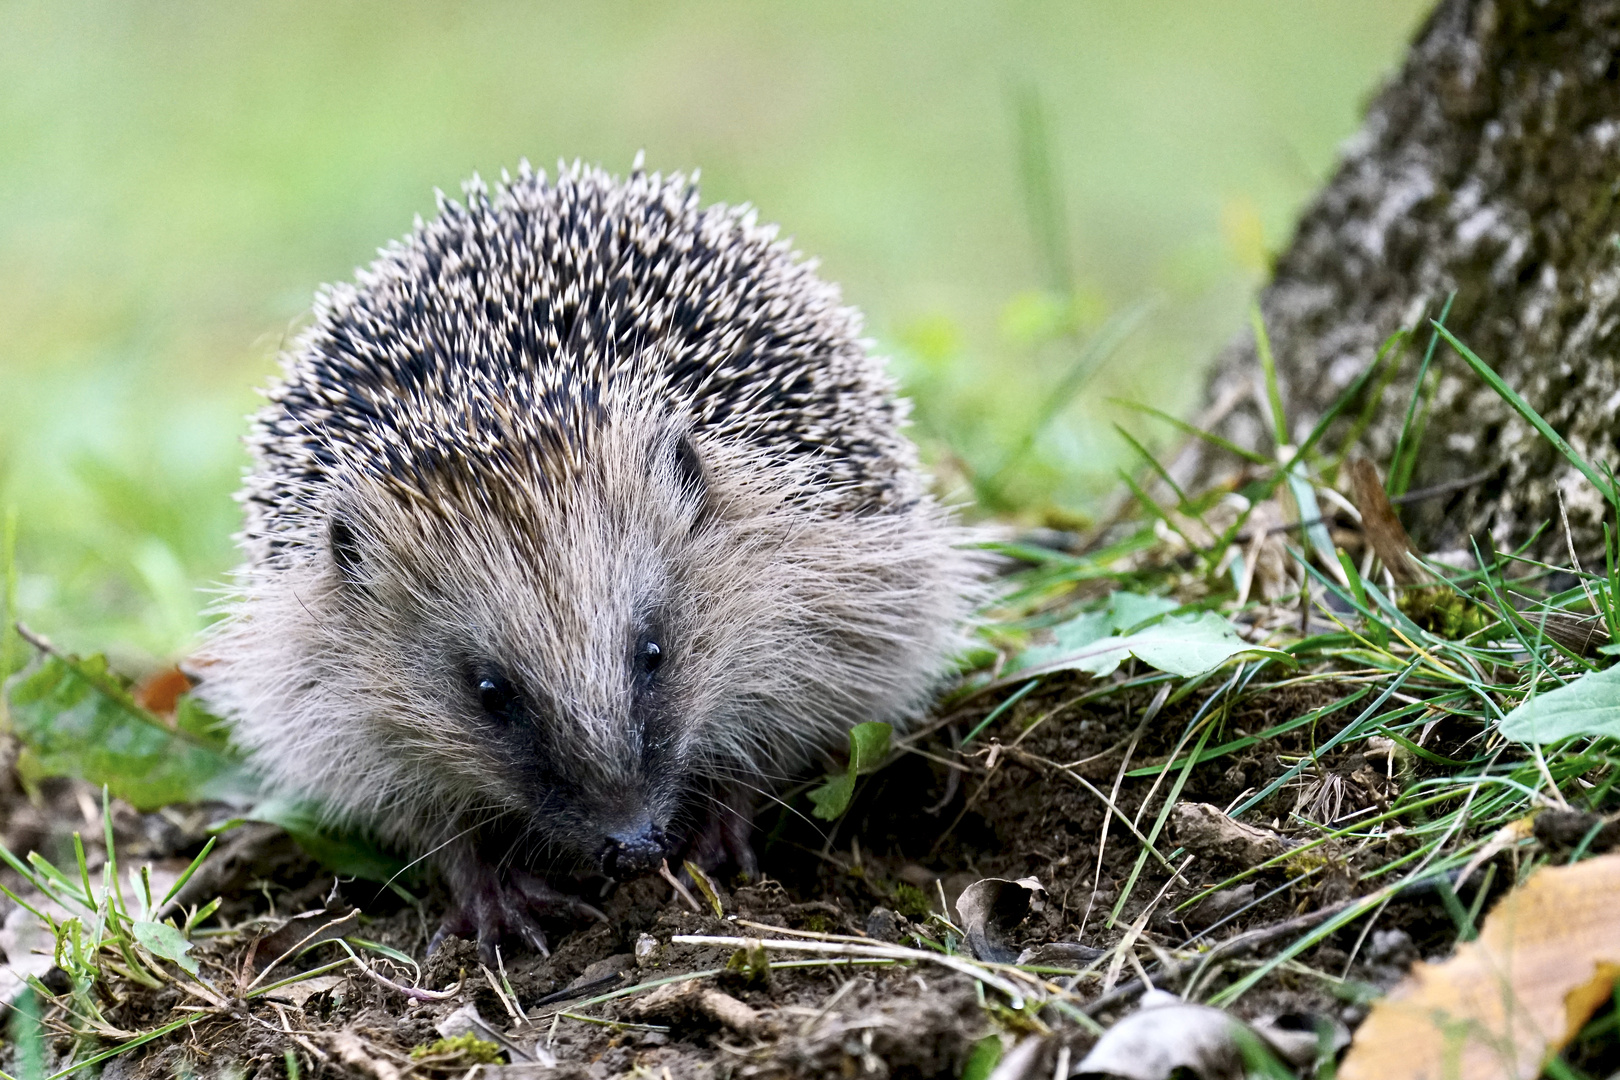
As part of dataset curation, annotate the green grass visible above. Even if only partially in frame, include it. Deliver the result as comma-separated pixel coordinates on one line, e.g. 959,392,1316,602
969,316,1620,1075
0,0,1430,660
14,7,1619,1071
0,789,217,1079
6,307,1620,1071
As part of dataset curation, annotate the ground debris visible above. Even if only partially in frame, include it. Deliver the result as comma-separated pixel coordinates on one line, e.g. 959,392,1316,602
327,1029,404,1079
626,978,768,1038
955,876,1045,962
1171,802,1295,865
1339,852,1620,1080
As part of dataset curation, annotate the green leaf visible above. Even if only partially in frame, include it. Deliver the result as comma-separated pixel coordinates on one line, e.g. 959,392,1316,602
1124,612,1289,678
1011,611,1112,673
1498,665,1620,744
1282,462,1336,566
962,1035,1004,1080
243,796,410,883
806,772,854,822
808,722,893,821
1007,591,1176,676
131,919,199,975
1014,606,1290,680
845,721,892,776
173,694,233,749
1106,591,1179,631
6,654,250,811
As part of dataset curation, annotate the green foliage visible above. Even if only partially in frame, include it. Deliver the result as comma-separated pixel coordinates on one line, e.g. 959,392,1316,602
8,990,44,1080
1499,664,1620,744
808,722,893,821
129,919,199,976
233,796,409,886
961,1035,1004,1080
724,939,771,986
1007,592,1291,679
1232,1024,1297,1080
1398,584,1493,640
4,647,408,884
1252,303,1289,449
1387,293,1453,496
0,790,219,1072
6,653,248,810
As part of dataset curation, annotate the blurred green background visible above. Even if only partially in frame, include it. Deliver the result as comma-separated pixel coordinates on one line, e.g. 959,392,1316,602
0,0,1431,664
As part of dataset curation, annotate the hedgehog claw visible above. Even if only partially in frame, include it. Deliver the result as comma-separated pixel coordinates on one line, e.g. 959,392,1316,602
434,860,605,961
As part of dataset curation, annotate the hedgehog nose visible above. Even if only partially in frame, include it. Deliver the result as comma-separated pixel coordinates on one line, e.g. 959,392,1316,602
599,823,669,879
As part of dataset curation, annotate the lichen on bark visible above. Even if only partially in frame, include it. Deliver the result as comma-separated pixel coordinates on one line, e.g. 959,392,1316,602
1197,0,1620,561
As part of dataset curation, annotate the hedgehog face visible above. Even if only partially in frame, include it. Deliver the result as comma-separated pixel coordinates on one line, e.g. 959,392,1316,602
206,394,972,890
303,417,718,876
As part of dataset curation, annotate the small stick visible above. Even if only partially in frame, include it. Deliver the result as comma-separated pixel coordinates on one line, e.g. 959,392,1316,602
659,860,702,913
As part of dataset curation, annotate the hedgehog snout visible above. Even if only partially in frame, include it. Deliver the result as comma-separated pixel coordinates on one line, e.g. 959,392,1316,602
598,820,670,880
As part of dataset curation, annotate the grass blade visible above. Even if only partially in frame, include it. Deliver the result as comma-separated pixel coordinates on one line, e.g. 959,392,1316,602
1388,293,1454,496
1108,398,1271,466
1252,305,1288,449
1436,323,1617,506
159,836,217,908
1012,82,1073,296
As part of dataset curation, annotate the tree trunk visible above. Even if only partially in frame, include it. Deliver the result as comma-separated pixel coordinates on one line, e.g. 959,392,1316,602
1197,0,1620,563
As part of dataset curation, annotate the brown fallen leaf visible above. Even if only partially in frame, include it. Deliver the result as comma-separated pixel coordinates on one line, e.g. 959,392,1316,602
1347,457,1426,586
264,973,346,1009
955,876,1045,963
246,901,361,980
133,664,194,715
1339,852,1620,1080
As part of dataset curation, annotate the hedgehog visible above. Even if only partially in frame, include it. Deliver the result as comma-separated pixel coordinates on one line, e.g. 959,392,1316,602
195,158,980,958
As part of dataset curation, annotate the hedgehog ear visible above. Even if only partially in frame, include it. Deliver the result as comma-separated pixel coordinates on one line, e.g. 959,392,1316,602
669,433,711,526
327,516,366,587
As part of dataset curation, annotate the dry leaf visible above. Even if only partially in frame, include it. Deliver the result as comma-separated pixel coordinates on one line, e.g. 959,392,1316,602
1339,852,1620,1080
1347,458,1425,585
1075,991,1248,1080
1234,498,1293,605
249,902,361,977
955,876,1045,963
1073,990,1333,1079
264,973,346,1008
132,664,194,715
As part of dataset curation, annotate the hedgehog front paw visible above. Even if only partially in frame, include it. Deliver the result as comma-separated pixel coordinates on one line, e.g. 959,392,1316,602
430,864,607,965
684,784,759,880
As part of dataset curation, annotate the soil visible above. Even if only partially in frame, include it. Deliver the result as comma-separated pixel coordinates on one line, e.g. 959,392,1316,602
0,670,1512,1078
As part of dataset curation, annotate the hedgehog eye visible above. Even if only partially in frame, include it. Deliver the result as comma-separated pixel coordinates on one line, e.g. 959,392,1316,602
635,638,664,677
470,670,522,722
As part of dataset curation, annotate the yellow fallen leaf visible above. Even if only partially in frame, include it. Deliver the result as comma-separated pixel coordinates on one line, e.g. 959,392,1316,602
1339,853,1620,1080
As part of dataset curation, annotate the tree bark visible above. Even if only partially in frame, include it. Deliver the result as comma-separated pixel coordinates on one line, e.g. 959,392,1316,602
1198,0,1620,562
